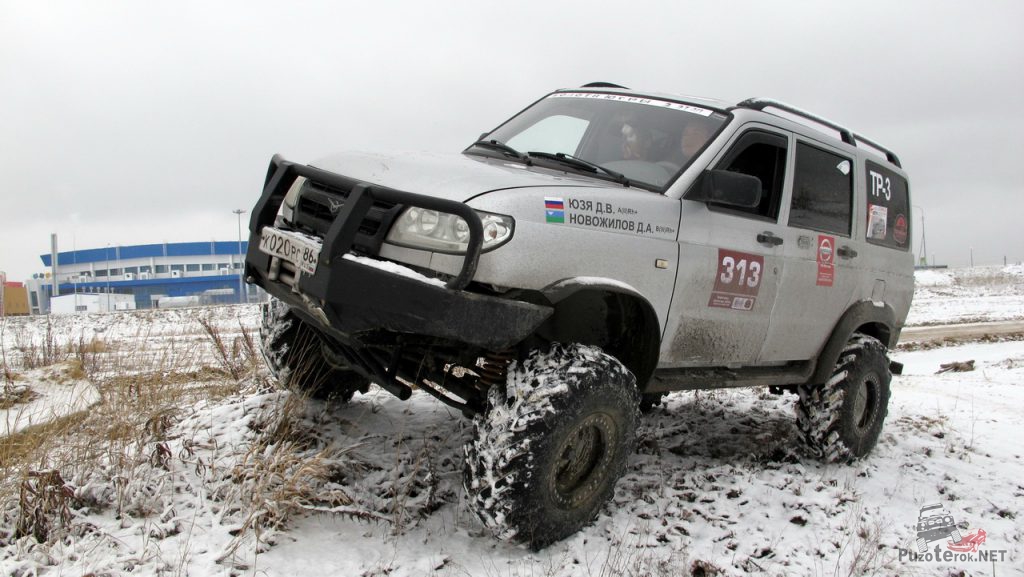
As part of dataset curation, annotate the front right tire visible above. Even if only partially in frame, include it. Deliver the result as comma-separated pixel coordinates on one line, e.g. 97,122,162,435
260,298,368,402
796,333,892,462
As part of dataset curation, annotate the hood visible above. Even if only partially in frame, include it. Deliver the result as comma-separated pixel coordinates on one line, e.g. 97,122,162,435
309,150,614,202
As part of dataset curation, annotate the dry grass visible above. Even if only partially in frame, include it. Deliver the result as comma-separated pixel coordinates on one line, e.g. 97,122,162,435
198,315,260,382
2,319,19,391
214,393,364,563
0,314,265,547
0,308,373,577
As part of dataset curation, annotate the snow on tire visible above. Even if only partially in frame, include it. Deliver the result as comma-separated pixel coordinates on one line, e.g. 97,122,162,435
260,298,367,402
796,333,891,463
463,343,640,549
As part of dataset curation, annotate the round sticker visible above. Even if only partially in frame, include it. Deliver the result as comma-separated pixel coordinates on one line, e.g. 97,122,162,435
819,237,833,263
894,214,908,245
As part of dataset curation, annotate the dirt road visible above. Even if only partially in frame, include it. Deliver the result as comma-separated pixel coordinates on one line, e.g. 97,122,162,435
900,319,1024,344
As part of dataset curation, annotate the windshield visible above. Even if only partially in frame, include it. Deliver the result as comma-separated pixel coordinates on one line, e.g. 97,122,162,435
473,92,728,191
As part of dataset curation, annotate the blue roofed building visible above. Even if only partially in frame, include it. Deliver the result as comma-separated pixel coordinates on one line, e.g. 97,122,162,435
28,241,258,314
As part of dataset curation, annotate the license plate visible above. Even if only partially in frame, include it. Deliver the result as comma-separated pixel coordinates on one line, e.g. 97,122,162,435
259,227,321,275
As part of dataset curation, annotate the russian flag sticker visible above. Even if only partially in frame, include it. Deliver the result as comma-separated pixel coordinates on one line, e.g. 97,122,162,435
545,197,565,223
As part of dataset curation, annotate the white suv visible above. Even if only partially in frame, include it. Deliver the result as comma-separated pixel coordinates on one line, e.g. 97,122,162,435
245,83,913,548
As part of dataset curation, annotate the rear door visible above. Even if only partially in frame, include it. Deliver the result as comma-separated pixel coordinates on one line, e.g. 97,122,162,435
760,138,859,361
662,125,790,365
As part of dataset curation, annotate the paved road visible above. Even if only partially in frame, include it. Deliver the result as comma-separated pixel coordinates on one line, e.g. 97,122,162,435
900,320,1024,343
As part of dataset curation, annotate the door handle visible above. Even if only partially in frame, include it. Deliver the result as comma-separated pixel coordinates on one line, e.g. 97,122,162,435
756,232,784,247
838,246,858,259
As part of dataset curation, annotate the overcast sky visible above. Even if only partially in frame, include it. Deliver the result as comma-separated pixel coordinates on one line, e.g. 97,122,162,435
2,0,1022,281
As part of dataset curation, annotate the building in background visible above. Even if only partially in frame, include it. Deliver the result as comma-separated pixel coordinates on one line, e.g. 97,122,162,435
50,293,136,314
1,274,31,316
27,241,257,314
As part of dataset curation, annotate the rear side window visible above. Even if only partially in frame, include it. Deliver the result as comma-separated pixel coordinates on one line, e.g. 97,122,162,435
865,160,911,250
789,142,853,236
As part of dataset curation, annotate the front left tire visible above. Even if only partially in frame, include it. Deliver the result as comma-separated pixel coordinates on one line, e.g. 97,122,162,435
463,343,640,549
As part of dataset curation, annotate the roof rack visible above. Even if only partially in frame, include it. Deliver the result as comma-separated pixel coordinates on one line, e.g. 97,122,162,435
736,98,901,167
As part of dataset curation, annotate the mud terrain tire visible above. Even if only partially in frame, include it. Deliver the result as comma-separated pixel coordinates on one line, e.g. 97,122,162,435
464,343,640,549
796,333,891,462
260,299,368,402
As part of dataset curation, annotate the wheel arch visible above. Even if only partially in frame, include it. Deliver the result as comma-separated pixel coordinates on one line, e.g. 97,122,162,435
539,279,662,390
810,300,898,384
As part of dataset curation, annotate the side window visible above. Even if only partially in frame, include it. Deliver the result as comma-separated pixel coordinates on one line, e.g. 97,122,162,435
711,130,787,220
789,142,853,236
864,160,911,250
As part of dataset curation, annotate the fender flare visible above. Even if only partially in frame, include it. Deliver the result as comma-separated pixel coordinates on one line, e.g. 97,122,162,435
810,300,898,384
540,277,662,388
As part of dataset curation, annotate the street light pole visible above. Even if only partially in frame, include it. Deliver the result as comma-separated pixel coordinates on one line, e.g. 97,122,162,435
233,209,246,304
105,244,111,312
913,205,926,266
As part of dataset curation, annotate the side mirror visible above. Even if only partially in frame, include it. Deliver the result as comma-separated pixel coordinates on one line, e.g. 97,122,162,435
685,169,762,208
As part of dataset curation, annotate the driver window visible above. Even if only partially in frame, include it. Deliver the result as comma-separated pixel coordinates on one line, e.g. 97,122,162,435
711,130,788,221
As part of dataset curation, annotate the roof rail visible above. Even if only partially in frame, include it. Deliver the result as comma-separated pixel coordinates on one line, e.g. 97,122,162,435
736,98,901,167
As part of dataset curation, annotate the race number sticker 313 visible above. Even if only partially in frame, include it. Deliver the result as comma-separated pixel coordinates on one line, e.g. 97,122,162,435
708,249,764,311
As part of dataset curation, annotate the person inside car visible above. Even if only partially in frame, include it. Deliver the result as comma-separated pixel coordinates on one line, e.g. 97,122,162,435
620,122,653,160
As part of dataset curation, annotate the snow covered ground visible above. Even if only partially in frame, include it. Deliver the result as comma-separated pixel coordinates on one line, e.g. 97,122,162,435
1,268,1022,576
907,265,1024,326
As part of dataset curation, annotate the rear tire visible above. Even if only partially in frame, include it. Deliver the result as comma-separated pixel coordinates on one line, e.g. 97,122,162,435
464,343,639,549
796,333,891,462
260,298,368,402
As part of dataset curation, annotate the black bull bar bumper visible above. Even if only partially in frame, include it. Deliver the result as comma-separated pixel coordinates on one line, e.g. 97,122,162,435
244,154,551,350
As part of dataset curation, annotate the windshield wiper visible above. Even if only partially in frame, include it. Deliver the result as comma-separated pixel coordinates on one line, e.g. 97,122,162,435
526,151,630,186
470,140,531,164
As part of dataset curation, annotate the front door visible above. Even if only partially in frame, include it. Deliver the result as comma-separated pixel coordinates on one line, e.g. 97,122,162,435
662,126,791,366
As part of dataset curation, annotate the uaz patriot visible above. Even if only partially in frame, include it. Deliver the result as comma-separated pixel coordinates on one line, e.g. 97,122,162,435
244,83,913,548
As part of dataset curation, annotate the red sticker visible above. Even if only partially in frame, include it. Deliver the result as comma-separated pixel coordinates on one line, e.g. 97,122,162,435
817,235,835,287
893,214,908,245
709,249,764,311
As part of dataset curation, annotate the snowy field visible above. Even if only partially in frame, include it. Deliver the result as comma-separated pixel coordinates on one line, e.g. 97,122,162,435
907,265,1024,326
1,267,1022,576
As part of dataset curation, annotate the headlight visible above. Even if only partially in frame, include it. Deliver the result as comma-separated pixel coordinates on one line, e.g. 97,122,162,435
277,176,307,224
385,208,514,254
